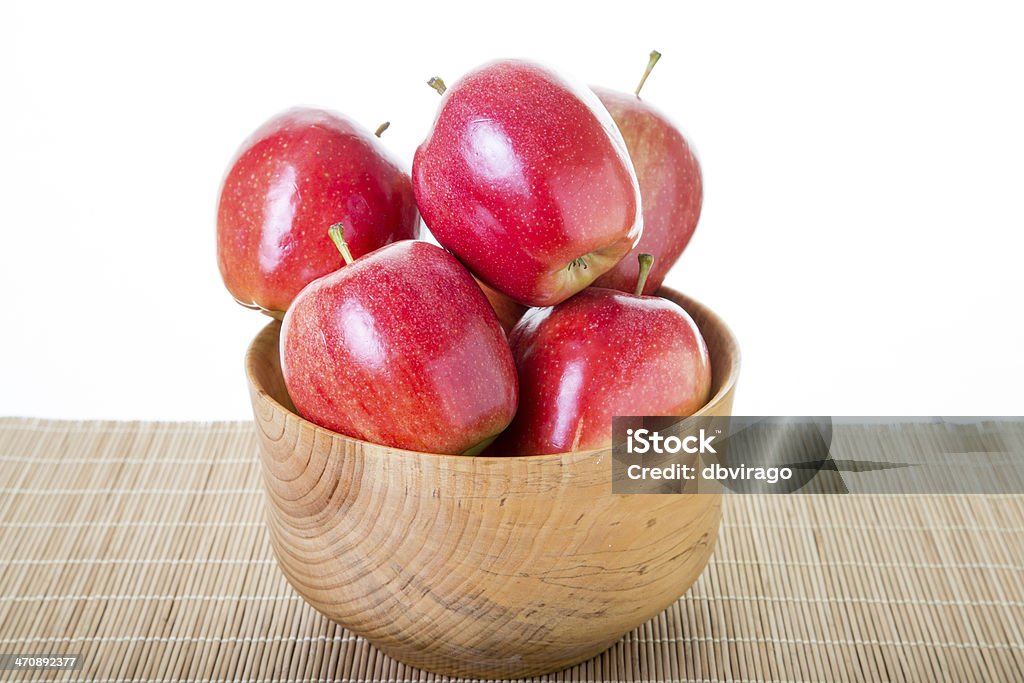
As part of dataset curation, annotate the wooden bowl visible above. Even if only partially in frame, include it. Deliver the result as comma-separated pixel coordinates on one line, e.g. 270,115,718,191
245,288,740,680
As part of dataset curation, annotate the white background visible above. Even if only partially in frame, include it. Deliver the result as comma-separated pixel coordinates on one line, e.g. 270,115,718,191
2,1,1022,420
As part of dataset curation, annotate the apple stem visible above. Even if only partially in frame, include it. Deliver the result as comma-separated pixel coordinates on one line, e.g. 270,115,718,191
374,121,390,137
328,224,356,266
427,77,447,95
635,253,655,295
635,50,662,97
568,256,589,271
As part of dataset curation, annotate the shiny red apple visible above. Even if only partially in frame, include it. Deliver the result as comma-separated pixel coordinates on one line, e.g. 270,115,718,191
493,255,711,455
593,52,703,294
281,228,517,455
413,60,643,308
218,108,419,317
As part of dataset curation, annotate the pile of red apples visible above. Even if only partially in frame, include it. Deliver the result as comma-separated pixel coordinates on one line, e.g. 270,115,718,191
217,54,711,456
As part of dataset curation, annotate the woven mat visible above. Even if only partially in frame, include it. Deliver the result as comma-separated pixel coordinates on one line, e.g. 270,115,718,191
1,418,1022,682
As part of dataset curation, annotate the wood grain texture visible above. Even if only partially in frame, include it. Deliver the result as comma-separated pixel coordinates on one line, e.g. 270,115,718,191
245,289,740,679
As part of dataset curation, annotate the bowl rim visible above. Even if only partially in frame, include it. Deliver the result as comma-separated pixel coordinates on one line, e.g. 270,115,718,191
245,286,740,463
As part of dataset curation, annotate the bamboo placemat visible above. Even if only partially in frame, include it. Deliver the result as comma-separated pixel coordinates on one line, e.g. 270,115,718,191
0,418,1021,682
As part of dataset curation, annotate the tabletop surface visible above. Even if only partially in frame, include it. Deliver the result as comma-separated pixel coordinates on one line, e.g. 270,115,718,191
0,417,1021,682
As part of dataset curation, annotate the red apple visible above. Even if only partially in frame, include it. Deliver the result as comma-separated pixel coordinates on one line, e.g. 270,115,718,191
413,60,643,308
217,108,419,317
475,277,526,336
281,228,517,455
592,52,703,294
493,255,711,455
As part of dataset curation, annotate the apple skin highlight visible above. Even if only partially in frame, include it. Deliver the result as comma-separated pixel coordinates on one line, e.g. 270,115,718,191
413,60,643,308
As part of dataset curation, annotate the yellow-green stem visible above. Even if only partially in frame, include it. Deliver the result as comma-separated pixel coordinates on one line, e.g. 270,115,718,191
635,253,655,295
427,77,447,95
635,50,662,97
328,224,355,265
